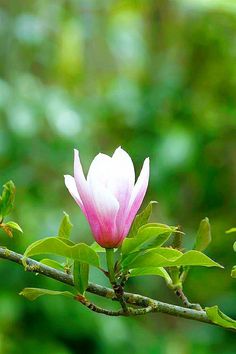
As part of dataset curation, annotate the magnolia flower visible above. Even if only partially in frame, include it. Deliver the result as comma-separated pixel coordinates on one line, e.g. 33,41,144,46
64,147,149,248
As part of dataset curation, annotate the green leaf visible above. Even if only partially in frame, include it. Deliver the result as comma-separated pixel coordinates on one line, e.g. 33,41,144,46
123,249,222,270
0,223,13,237
194,217,211,252
0,181,16,219
205,306,236,330
128,201,157,237
121,247,182,269
73,261,89,294
233,242,236,252
152,247,183,259
20,288,74,301
122,223,176,256
226,228,236,234
173,250,223,267
58,212,73,239
0,221,23,238
5,221,23,233
24,237,100,268
90,242,106,252
40,258,65,271
130,266,172,284
231,266,236,278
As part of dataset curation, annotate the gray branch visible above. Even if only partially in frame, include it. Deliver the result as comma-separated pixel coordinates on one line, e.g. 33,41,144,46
0,246,231,330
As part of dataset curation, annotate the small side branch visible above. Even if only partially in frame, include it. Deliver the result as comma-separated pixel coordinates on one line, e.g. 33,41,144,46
175,288,202,310
0,246,233,330
75,294,124,316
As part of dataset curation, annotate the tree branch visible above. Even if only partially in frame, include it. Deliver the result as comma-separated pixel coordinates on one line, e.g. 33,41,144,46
0,246,232,330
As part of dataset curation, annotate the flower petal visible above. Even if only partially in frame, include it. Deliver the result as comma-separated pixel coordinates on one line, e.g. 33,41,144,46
73,149,102,233
87,153,112,187
108,147,135,233
64,175,85,212
88,177,120,247
123,157,150,236
110,146,135,191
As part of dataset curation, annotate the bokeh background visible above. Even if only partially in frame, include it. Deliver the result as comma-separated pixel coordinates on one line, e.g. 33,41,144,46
0,0,236,353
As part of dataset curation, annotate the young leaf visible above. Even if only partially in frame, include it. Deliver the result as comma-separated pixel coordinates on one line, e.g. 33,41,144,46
0,181,16,219
24,237,100,268
128,201,157,237
90,242,106,252
5,221,23,233
40,258,65,271
205,306,236,330
130,266,172,285
20,288,74,301
73,261,89,294
194,217,211,252
226,228,236,234
157,248,184,259
173,251,223,268
58,212,73,239
0,224,13,237
121,247,182,269
231,266,236,278
122,223,176,256
233,241,236,252
0,221,23,238
123,249,222,270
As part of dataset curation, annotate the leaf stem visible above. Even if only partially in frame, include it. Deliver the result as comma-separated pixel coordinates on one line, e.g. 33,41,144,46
106,248,116,284
105,248,129,313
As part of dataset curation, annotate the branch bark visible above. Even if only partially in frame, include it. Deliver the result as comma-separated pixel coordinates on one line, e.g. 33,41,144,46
0,246,231,330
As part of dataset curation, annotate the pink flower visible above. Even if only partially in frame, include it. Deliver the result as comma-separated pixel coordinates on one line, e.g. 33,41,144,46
64,147,149,248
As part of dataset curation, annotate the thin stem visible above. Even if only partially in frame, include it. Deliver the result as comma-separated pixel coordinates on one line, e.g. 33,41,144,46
105,248,129,314
0,246,234,331
175,288,202,311
172,225,183,250
75,294,124,316
106,248,116,284
180,266,190,283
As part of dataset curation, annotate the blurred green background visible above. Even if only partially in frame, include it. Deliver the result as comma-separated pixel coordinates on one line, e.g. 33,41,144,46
0,0,236,353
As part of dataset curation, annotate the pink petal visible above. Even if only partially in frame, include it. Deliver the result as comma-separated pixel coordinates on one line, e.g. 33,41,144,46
123,157,150,236
73,149,103,237
87,176,120,247
64,175,85,213
73,149,89,202
87,153,112,187
108,147,135,233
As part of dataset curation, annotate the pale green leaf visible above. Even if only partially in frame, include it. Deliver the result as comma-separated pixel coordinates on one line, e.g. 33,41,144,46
152,247,183,259
233,242,236,252
58,212,73,239
90,242,106,252
24,237,99,268
123,249,222,270
122,223,176,255
205,305,236,330
231,266,236,278
121,247,182,269
74,261,89,294
194,217,211,252
40,258,65,271
0,181,15,219
5,221,23,233
226,228,236,234
128,201,157,237
20,288,74,301
130,266,172,284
